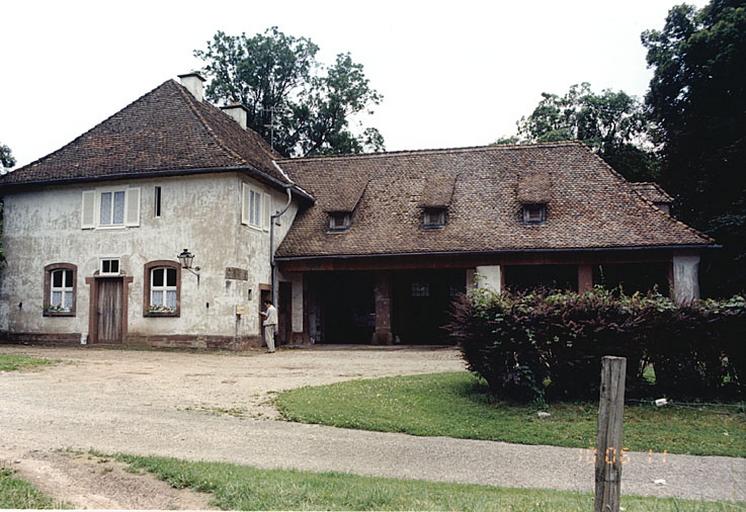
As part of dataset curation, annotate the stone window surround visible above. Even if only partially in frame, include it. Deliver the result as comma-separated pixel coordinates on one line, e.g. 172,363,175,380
143,260,181,317
43,263,77,317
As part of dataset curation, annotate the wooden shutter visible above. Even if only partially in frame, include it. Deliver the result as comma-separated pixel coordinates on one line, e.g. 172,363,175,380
125,188,141,227
262,193,271,231
241,183,249,225
81,191,96,229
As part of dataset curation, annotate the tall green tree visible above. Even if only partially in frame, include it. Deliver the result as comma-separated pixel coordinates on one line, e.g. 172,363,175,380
195,27,384,157
505,83,659,182
0,143,14,171
642,0,746,295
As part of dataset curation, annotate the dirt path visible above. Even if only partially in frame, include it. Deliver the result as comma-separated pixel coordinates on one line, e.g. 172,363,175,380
6,451,211,509
0,345,744,506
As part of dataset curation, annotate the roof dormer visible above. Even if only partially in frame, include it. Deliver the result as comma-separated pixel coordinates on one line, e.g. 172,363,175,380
419,173,456,229
517,171,551,225
323,177,369,233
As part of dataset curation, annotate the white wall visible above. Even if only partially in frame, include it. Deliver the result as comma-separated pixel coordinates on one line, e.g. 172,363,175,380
0,172,299,340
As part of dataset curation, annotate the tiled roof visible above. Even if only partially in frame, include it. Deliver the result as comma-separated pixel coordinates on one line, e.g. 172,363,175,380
0,80,293,188
275,142,713,258
631,182,673,204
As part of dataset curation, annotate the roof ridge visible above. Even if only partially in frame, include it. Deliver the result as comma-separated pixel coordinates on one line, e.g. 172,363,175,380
8,79,178,177
172,81,250,168
277,140,583,163
581,145,714,244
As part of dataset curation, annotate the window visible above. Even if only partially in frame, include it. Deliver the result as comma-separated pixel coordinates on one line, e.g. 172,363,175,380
144,261,181,316
522,204,547,224
411,282,430,297
154,186,162,217
100,258,120,275
241,183,271,230
423,208,447,228
328,212,351,231
81,188,140,229
43,263,77,316
100,191,126,225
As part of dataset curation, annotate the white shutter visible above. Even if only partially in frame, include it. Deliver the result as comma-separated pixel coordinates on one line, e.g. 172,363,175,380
125,187,141,227
81,191,96,229
262,193,271,231
241,183,249,225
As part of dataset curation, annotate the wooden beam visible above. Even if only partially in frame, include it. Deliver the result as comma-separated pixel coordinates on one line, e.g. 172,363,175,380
595,356,627,512
278,249,679,273
578,264,593,292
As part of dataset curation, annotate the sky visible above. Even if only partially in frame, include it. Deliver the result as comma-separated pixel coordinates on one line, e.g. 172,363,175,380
1,0,706,168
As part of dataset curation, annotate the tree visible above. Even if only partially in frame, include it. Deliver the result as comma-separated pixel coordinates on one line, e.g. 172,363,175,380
642,0,746,295
0,143,12,262
509,83,659,182
0,143,14,171
195,28,384,157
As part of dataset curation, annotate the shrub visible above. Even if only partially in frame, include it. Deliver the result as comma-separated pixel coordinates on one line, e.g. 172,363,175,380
447,288,745,403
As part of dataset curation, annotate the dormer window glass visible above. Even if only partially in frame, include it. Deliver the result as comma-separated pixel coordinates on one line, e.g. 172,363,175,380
423,208,447,228
328,212,351,231
523,204,547,224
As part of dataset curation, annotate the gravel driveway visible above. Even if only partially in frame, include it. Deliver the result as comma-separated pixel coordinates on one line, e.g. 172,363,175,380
1,345,744,503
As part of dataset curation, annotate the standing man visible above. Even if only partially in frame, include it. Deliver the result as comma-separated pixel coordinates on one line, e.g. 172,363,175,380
261,299,278,353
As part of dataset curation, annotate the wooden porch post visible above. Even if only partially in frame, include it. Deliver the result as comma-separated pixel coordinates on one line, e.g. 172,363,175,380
372,271,393,345
578,264,594,293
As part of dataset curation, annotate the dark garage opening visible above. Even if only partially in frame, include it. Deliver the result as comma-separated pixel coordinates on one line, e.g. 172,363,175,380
315,271,375,344
392,270,464,345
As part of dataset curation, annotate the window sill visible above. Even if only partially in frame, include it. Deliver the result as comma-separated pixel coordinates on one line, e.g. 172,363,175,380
144,311,179,318
43,311,75,317
422,224,445,230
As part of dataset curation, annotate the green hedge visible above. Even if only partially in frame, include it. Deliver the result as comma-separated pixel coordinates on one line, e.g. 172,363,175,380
446,288,745,403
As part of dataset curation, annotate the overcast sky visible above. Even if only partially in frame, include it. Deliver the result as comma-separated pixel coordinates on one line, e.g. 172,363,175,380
2,0,705,168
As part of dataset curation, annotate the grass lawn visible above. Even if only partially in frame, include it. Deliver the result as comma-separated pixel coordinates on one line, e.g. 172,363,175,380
275,372,746,457
0,468,58,508
0,353,52,372
115,454,743,511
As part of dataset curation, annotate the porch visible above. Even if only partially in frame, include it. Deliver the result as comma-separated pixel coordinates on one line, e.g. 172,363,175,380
277,249,702,345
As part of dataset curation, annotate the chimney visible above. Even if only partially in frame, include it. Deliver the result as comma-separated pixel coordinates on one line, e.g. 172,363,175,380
220,102,249,130
178,71,206,101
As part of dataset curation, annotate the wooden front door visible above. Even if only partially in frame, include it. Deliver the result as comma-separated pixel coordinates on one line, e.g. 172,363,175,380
96,278,124,343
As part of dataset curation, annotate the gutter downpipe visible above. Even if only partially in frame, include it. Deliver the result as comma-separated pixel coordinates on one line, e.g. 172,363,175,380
269,171,295,307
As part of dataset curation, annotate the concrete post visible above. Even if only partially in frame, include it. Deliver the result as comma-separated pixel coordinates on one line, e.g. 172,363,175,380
672,254,701,304
372,271,394,345
578,264,594,293
475,265,503,294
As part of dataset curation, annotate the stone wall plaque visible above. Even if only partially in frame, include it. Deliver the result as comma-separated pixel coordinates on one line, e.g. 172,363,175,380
225,267,249,281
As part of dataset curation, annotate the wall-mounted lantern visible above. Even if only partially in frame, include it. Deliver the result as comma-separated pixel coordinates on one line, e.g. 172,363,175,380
178,248,201,286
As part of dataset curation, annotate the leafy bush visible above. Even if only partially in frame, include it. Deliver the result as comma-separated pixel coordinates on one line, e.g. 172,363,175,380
447,288,745,403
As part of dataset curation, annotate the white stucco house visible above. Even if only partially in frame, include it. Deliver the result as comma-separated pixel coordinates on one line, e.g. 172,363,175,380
0,73,715,348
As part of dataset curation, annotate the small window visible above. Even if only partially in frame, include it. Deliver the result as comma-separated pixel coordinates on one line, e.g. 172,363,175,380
43,263,77,316
154,186,162,217
328,212,351,231
411,282,430,297
423,208,447,228
100,191,126,226
100,258,120,275
241,184,268,229
84,188,140,229
144,261,181,316
523,204,547,224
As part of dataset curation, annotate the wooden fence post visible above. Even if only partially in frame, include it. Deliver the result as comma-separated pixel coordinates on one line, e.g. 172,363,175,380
594,356,626,512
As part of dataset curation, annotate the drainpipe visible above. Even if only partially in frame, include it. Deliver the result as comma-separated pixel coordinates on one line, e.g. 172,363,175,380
270,184,293,307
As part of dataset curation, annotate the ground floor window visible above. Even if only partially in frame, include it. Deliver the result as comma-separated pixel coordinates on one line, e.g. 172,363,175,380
43,263,77,316
143,261,181,316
